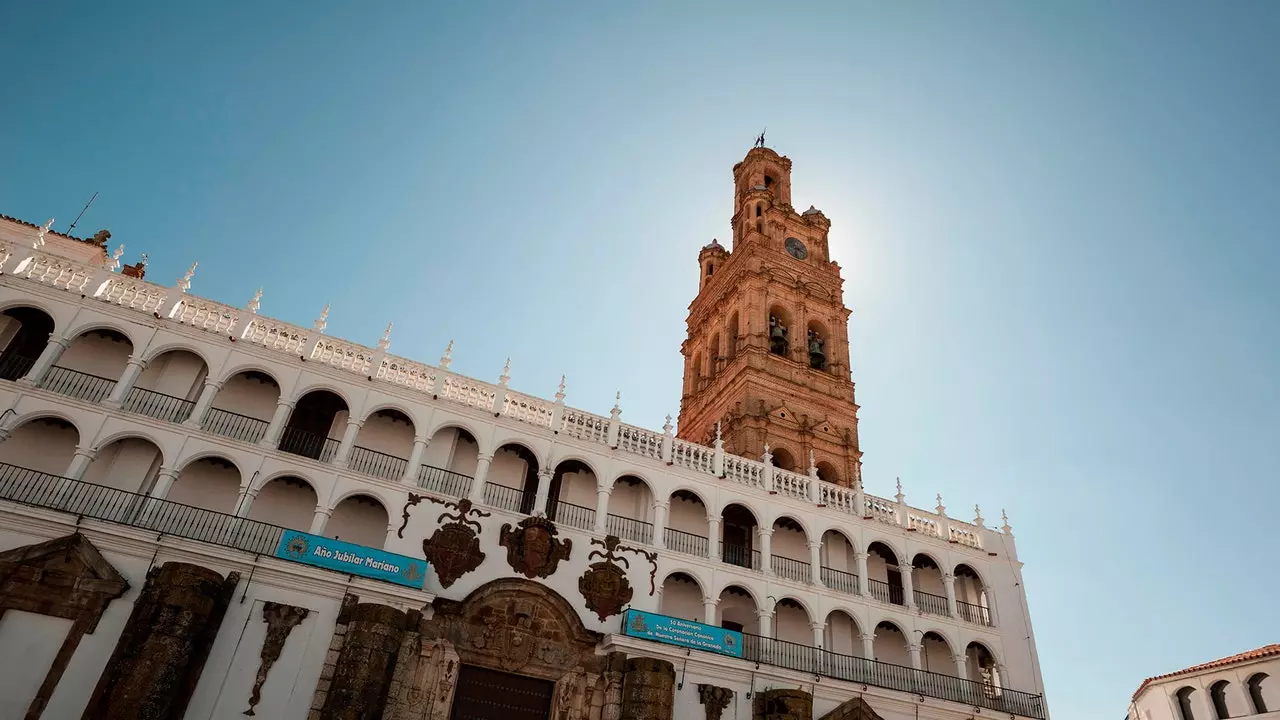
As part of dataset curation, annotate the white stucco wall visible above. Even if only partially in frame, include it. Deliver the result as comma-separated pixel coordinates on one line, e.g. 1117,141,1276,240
212,372,280,422
82,437,162,494
135,349,205,400
249,478,318,531
0,418,78,475
166,457,241,514
58,331,132,380
1130,656,1280,720
325,495,389,548
0,610,74,718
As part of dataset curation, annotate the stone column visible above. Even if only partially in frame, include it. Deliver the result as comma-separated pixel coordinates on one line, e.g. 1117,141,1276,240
854,551,869,596
758,527,772,575
908,642,922,670
807,540,822,586
755,609,774,638
148,466,180,499
753,688,811,720
318,603,412,720
182,379,222,429
707,515,721,561
652,501,668,549
82,562,239,719
401,435,428,486
260,399,294,449
310,507,332,535
702,597,718,626
942,573,958,617
467,453,492,502
333,418,363,467
860,633,875,660
954,653,968,681
901,563,916,609
533,468,553,516
19,335,70,387
63,446,96,481
594,486,612,534
234,487,259,518
383,523,397,550
809,622,824,649
102,356,146,408
619,658,675,720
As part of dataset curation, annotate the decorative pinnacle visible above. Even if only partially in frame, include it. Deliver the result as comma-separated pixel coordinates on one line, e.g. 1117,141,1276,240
895,477,905,503
809,449,817,471
762,443,772,462
613,391,621,410
138,252,149,267
377,322,393,351
35,218,54,247
974,504,984,526
247,288,262,314
936,493,946,516
663,414,673,434
439,340,453,369
499,358,511,386
715,421,722,442
107,244,124,272
313,303,330,333
554,375,566,403
1001,509,1012,534
176,261,198,292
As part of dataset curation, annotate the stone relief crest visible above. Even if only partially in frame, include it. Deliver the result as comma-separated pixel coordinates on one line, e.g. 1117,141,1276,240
418,496,490,588
244,602,310,716
472,599,541,672
499,516,572,579
697,684,734,720
577,536,659,621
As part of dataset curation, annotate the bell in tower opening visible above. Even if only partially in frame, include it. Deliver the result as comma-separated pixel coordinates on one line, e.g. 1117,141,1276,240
678,143,862,488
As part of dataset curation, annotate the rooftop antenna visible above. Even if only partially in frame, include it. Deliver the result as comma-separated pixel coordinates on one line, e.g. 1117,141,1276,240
65,191,99,236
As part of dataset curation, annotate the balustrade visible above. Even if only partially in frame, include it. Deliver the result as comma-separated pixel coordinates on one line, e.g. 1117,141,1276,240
42,366,117,403
957,599,993,626
605,513,653,544
346,445,408,482
203,408,270,444
0,353,36,381
277,427,340,463
820,566,859,595
770,554,810,583
617,424,662,459
549,500,595,531
122,386,195,424
869,578,905,605
663,527,708,556
418,464,473,498
773,469,810,500
483,482,528,514
722,544,761,571
914,589,950,617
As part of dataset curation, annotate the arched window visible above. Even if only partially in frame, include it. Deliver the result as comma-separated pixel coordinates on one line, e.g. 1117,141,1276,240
1176,686,1197,720
706,263,714,277
755,203,762,217
768,306,792,357
1209,680,1230,719
1248,673,1270,713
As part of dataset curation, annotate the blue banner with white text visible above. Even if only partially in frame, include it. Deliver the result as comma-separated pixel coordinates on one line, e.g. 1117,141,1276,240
275,530,427,589
621,608,744,658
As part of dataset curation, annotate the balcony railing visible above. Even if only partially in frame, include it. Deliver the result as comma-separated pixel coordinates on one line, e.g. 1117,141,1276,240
122,386,195,424
958,599,993,626
0,461,284,555
722,544,761,571
664,527,708,557
738,633,1044,718
484,482,529,514
821,566,859,595
0,353,36,381
869,578,905,605
203,407,270,444
346,445,407,482
277,427,340,463
915,589,950,617
42,365,116,403
771,554,810,583
417,464,472,498
549,500,595,531
606,513,653,544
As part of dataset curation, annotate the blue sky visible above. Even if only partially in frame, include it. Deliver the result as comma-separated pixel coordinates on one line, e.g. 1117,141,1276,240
2,2,1278,717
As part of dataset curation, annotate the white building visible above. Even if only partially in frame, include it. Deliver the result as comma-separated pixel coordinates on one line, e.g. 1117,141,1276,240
0,148,1048,720
1129,644,1278,720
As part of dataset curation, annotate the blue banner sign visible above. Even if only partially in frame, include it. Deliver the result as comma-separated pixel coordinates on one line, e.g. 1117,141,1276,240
621,608,744,658
275,530,427,589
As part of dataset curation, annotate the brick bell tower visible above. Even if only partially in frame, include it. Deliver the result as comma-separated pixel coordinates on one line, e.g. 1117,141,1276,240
676,144,862,487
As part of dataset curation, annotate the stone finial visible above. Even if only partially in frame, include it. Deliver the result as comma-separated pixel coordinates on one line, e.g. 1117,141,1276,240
555,375,566,403
107,244,124,272
439,340,453,369
762,443,772,464
313,303,330,333
138,252,149,268
499,358,511,386
936,493,946,516
895,478,906,504
377,322,393,351
809,449,817,472
974,504,984,526
247,288,262,314
176,261,198,293
609,391,621,419
34,218,54,248
1001,509,1012,534
664,414,673,434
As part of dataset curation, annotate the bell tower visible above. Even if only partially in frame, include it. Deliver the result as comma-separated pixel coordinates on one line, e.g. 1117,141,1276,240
677,145,861,486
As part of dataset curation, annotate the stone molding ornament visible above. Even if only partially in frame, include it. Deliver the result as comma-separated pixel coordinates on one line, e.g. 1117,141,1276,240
499,516,572,579
0,533,129,720
816,696,886,720
243,601,310,716
577,535,656,622
697,684,734,720
419,496,490,588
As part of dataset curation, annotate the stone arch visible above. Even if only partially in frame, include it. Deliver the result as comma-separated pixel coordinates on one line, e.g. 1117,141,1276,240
814,460,840,485
139,341,213,370
715,583,760,634
325,492,390,548
769,446,798,472
215,362,283,388
806,318,831,370
358,400,421,430
281,387,349,462
248,474,319,531
0,304,56,380
166,453,242,514
659,570,705,621
824,608,863,658
63,318,144,350
83,432,166,496
0,412,81,477
606,473,655,543
919,629,956,676
872,619,910,667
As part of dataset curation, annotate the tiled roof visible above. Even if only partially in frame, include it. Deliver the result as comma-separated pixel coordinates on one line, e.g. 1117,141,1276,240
1133,644,1280,699
0,213,93,245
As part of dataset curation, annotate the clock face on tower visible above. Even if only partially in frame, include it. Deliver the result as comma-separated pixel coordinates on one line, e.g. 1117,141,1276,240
785,237,807,260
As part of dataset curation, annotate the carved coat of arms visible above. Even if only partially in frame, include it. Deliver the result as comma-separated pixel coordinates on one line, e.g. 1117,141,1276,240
472,601,539,672
578,536,634,622
420,497,490,588
499,517,572,579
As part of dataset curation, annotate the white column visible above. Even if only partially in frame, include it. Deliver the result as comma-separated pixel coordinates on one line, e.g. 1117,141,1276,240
533,468,553,516
908,642,922,670
63,446,96,480
259,400,294,449
758,527,773,574
401,435,428,485
468,453,492,503
901,563,916,609
855,551,870,596
860,633,875,660
807,540,822,586
943,573,958,617
703,597,718,626
593,486,611,533
309,507,332,535
810,622,825,649
182,379,222,429
954,653,968,681
102,356,145,408
756,609,774,638
652,501,668,548
234,487,259,518
707,515,721,561
148,466,179,499
383,523,397,550
332,418,362,467
19,336,69,386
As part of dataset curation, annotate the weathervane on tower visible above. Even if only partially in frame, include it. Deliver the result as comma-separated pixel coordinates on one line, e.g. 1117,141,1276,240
754,128,767,148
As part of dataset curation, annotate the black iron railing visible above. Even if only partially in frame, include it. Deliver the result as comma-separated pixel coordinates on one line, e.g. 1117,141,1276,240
664,527,708,556
204,407,270,444
43,365,116,403
722,544,761,571
821,566,859,595
869,578,905,605
278,426,340,463
550,500,595,531
417,464,472,498
0,353,36,381
123,386,195,424
915,589,950,617
606,513,653,544
484,482,528,513
771,554,810,583
958,599,993,626
347,445,407,482
0,462,284,556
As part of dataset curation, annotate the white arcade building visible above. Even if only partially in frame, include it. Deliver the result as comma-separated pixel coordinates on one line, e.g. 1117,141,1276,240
0,148,1048,720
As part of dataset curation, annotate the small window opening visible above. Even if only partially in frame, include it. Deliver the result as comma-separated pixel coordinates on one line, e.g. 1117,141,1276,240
706,263,714,277
755,204,762,217
764,175,774,189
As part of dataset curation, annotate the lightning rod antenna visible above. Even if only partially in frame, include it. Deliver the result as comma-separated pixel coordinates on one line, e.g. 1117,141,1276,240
65,191,99,236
